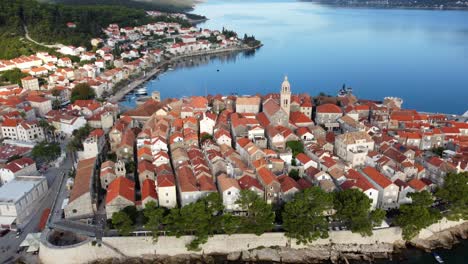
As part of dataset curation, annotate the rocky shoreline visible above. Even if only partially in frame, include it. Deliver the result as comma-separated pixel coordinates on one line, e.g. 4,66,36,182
88,222,468,264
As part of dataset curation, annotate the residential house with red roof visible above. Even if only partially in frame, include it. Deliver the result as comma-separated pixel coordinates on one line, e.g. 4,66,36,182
278,175,300,202
296,127,314,144
141,179,158,208
289,111,314,128
237,174,264,197
105,176,135,219
341,169,379,209
424,156,457,186
200,112,217,135
0,157,37,185
46,110,87,136
27,96,52,117
315,103,343,130
256,167,281,205
217,174,241,211
138,160,156,185
295,153,317,171
156,173,177,208
335,131,374,168
235,96,261,114
214,128,232,147
21,76,40,91
360,166,399,209
1,119,45,143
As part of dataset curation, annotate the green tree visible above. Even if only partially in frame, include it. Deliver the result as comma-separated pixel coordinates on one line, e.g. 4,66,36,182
333,189,385,236
70,83,95,103
0,68,28,86
31,141,61,162
396,191,441,240
288,169,300,180
236,190,274,235
286,140,304,157
283,187,333,244
200,133,213,144
112,211,134,236
163,193,224,251
143,201,165,241
436,172,468,220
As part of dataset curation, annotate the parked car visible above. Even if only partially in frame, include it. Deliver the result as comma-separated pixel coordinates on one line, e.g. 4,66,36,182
0,229,10,237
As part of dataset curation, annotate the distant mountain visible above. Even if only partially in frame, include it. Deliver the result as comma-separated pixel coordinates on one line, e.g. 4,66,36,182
302,0,468,10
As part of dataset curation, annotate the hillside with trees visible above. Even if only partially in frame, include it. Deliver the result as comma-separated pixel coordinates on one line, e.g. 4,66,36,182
0,0,196,59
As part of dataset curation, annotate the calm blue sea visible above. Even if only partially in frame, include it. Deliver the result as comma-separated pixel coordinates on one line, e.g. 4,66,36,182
121,0,468,114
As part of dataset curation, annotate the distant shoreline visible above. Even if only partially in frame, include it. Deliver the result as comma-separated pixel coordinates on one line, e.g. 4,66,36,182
109,44,262,104
301,1,468,11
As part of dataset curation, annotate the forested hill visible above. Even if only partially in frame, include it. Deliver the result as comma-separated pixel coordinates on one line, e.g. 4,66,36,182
0,0,191,59
51,0,195,12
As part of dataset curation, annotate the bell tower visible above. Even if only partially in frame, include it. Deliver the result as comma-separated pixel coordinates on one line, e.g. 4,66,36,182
280,76,291,117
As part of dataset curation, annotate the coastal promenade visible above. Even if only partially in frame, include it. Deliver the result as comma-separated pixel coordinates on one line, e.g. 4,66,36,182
108,44,261,103
38,219,467,264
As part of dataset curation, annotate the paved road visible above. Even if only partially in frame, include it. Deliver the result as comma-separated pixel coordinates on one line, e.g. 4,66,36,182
23,25,64,49
0,142,73,264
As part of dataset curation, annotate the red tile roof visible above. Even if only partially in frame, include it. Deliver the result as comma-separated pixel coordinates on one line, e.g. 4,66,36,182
278,175,300,192
362,166,392,188
407,178,427,191
257,167,278,185
316,103,341,113
106,176,135,204
69,157,96,202
290,111,313,124
141,179,158,201
238,175,263,191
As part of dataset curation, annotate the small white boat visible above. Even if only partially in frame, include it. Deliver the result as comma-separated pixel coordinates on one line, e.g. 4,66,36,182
167,67,174,71
432,253,444,263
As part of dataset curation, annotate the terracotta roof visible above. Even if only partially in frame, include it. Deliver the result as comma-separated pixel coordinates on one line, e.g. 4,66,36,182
257,167,278,185
157,174,176,187
361,166,393,188
238,175,263,191
316,103,341,113
138,160,155,174
263,98,282,116
69,157,96,202
297,178,313,190
141,179,158,201
236,96,260,106
296,153,312,165
290,111,313,124
278,175,300,192
4,157,35,173
106,176,135,204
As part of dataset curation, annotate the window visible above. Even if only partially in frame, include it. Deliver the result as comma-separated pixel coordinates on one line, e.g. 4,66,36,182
227,191,231,195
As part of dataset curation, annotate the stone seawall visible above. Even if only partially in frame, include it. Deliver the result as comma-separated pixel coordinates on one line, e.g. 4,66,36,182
39,219,467,264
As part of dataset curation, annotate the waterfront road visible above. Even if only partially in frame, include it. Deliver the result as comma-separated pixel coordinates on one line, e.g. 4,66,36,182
0,144,74,264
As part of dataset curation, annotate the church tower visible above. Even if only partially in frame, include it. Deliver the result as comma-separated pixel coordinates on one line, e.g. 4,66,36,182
280,76,291,117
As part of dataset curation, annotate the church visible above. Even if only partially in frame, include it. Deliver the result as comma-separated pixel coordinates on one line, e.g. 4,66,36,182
262,76,292,127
